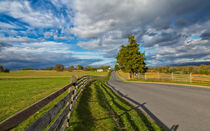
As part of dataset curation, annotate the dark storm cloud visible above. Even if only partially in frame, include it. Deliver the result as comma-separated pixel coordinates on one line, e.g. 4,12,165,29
201,31,210,40
103,49,118,58
0,42,12,48
0,56,102,70
0,42,12,51
175,18,188,28
143,31,182,47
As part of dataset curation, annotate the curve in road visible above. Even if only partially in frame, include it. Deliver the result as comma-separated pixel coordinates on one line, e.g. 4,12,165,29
107,72,210,131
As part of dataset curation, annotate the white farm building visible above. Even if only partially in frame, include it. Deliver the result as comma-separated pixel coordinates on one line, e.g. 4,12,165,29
97,69,104,72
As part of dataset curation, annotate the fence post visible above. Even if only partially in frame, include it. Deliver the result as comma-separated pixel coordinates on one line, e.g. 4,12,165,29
190,73,192,83
128,73,130,79
145,73,147,80
67,75,77,127
171,72,174,81
157,72,160,80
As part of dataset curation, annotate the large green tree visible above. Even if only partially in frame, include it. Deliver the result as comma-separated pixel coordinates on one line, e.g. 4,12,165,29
116,35,147,79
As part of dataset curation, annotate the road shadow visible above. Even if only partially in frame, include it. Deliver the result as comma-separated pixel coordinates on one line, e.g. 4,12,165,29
106,81,179,131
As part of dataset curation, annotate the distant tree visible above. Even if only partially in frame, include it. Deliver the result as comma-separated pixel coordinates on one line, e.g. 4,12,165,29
116,35,147,79
4,68,10,73
20,68,37,70
67,65,75,72
54,64,64,71
114,64,120,71
188,66,193,73
44,67,54,70
76,64,84,70
0,65,10,73
84,66,92,71
0,65,4,72
98,65,110,72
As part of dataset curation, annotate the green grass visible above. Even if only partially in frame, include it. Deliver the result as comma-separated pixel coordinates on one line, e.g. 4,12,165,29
0,77,70,122
0,70,108,79
0,70,108,130
68,80,163,131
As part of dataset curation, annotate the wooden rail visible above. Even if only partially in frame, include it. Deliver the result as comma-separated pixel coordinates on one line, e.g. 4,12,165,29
0,75,90,131
117,71,210,83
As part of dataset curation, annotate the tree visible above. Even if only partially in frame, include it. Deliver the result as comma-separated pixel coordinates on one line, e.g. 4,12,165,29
4,68,10,73
0,65,4,72
116,35,147,79
76,64,83,70
114,64,120,71
98,65,110,72
54,64,64,71
43,67,54,70
66,65,75,72
0,65,10,73
84,66,92,71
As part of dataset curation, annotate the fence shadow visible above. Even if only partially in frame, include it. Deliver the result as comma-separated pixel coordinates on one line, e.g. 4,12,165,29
69,82,95,131
106,81,179,131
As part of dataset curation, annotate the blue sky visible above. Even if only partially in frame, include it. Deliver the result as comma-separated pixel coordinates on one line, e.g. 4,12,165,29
0,0,210,70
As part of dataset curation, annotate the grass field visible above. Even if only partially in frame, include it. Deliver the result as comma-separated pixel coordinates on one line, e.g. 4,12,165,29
0,70,108,130
0,70,107,79
68,80,163,131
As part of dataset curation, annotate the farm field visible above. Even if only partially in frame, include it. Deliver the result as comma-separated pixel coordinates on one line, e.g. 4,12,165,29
0,70,108,130
0,70,107,79
68,80,163,131
117,71,210,87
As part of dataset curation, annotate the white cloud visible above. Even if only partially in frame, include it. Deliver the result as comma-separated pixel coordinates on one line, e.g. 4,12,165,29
0,22,16,28
0,1,69,27
0,37,32,43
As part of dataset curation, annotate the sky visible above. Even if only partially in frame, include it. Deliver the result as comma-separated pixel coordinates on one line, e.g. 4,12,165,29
0,0,210,70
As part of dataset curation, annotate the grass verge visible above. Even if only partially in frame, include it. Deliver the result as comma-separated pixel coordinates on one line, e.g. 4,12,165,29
68,80,163,131
127,79,210,87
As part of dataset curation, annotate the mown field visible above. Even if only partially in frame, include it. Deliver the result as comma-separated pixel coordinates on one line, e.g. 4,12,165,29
0,70,108,130
68,80,163,131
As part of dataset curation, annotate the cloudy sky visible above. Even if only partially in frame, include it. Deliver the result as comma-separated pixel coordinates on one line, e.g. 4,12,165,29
0,0,210,70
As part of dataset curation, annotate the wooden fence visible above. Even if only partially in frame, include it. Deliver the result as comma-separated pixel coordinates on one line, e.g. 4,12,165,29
0,75,92,131
135,72,210,83
118,71,210,83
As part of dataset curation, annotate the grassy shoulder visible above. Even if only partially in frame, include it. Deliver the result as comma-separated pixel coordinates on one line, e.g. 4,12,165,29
127,78,210,87
68,80,163,131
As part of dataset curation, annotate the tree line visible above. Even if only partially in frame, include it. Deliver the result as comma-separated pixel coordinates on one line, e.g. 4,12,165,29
20,64,110,72
148,65,210,74
0,65,10,73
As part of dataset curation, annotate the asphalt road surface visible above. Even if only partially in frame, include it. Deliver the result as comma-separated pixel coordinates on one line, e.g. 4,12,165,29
107,72,210,131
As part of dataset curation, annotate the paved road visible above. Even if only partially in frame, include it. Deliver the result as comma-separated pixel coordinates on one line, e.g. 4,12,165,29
107,72,210,131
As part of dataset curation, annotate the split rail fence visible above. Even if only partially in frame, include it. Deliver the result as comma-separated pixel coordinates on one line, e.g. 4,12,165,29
0,75,95,131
